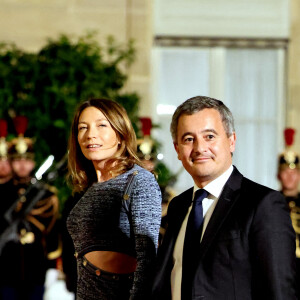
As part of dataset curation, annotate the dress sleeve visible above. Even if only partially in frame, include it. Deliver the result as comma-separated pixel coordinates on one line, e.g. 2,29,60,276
129,170,162,300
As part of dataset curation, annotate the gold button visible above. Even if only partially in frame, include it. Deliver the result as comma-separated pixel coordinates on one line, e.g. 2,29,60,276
289,201,296,208
95,269,101,276
18,188,26,195
83,260,87,266
123,194,129,200
74,252,78,258
20,196,26,203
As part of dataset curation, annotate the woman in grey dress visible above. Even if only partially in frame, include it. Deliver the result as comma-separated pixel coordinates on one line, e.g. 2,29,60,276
66,98,162,300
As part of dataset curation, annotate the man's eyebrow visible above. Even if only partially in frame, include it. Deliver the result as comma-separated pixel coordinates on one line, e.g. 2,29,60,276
202,129,218,135
179,129,219,142
180,132,194,141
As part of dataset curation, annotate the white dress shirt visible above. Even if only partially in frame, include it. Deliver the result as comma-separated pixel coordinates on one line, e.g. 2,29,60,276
171,165,234,300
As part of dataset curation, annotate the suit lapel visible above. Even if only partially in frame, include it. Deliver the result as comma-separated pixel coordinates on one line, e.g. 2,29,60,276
156,188,194,281
165,187,194,253
173,188,194,227
198,167,243,259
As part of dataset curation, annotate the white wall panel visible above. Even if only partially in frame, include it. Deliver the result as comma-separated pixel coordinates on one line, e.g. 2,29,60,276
154,0,290,38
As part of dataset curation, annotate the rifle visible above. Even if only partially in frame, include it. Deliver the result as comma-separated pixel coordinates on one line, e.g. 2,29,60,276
0,154,67,255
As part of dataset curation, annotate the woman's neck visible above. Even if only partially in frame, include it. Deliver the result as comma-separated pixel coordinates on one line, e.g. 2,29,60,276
96,169,113,182
93,160,113,182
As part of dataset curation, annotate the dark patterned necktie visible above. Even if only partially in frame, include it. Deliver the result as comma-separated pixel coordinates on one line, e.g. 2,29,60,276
182,189,208,297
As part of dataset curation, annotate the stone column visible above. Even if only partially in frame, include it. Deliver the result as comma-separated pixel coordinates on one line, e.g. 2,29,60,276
288,0,300,152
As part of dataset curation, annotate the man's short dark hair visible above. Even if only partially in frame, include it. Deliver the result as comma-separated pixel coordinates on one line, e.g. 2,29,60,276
170,96,235,142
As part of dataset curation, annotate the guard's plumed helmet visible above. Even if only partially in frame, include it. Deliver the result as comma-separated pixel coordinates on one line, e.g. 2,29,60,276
278,128,299,170
0,119,10,160
8,116,34,160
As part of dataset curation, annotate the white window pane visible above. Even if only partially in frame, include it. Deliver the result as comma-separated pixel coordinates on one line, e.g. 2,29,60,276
152,46,285,194
226,48,284,189
153,47,210,194
154,47,210,108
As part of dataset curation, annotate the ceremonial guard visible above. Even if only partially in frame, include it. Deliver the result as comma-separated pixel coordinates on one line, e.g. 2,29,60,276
0,119,12,185
277,127,300,296
0,116,61,300
0,119,15,239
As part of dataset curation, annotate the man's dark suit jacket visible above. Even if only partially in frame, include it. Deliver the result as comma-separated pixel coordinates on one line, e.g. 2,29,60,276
152,167,297,300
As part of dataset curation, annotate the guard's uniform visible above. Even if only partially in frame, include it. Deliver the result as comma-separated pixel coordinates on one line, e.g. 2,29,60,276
0,116,60,300
278,128,300,297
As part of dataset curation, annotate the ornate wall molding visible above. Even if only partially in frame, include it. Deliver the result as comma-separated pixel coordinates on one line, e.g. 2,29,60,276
154,36,289,49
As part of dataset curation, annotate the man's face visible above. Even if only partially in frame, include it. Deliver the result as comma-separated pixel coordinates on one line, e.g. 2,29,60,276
174,108,236,188
11,158,35,178
0,159,12,179
278,167,300,192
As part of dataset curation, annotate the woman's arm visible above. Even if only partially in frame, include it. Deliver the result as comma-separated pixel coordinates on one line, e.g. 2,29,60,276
129,169,162,299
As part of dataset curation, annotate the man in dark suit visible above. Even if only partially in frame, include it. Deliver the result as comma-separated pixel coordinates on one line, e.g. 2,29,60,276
152,96,297,300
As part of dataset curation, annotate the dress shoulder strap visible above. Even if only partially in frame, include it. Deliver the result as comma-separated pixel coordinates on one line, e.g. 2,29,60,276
122,170,139,213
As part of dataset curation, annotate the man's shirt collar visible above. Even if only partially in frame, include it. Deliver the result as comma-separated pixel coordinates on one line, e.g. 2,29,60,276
194,165,234,199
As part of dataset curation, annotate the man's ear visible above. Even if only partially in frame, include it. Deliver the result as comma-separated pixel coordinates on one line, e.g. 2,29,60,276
173,142,181,161
229,132,236,153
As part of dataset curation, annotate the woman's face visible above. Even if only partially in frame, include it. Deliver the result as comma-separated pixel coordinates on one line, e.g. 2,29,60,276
77,106,120,167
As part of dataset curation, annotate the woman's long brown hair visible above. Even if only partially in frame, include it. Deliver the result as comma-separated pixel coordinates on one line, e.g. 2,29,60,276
67,98,143,194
